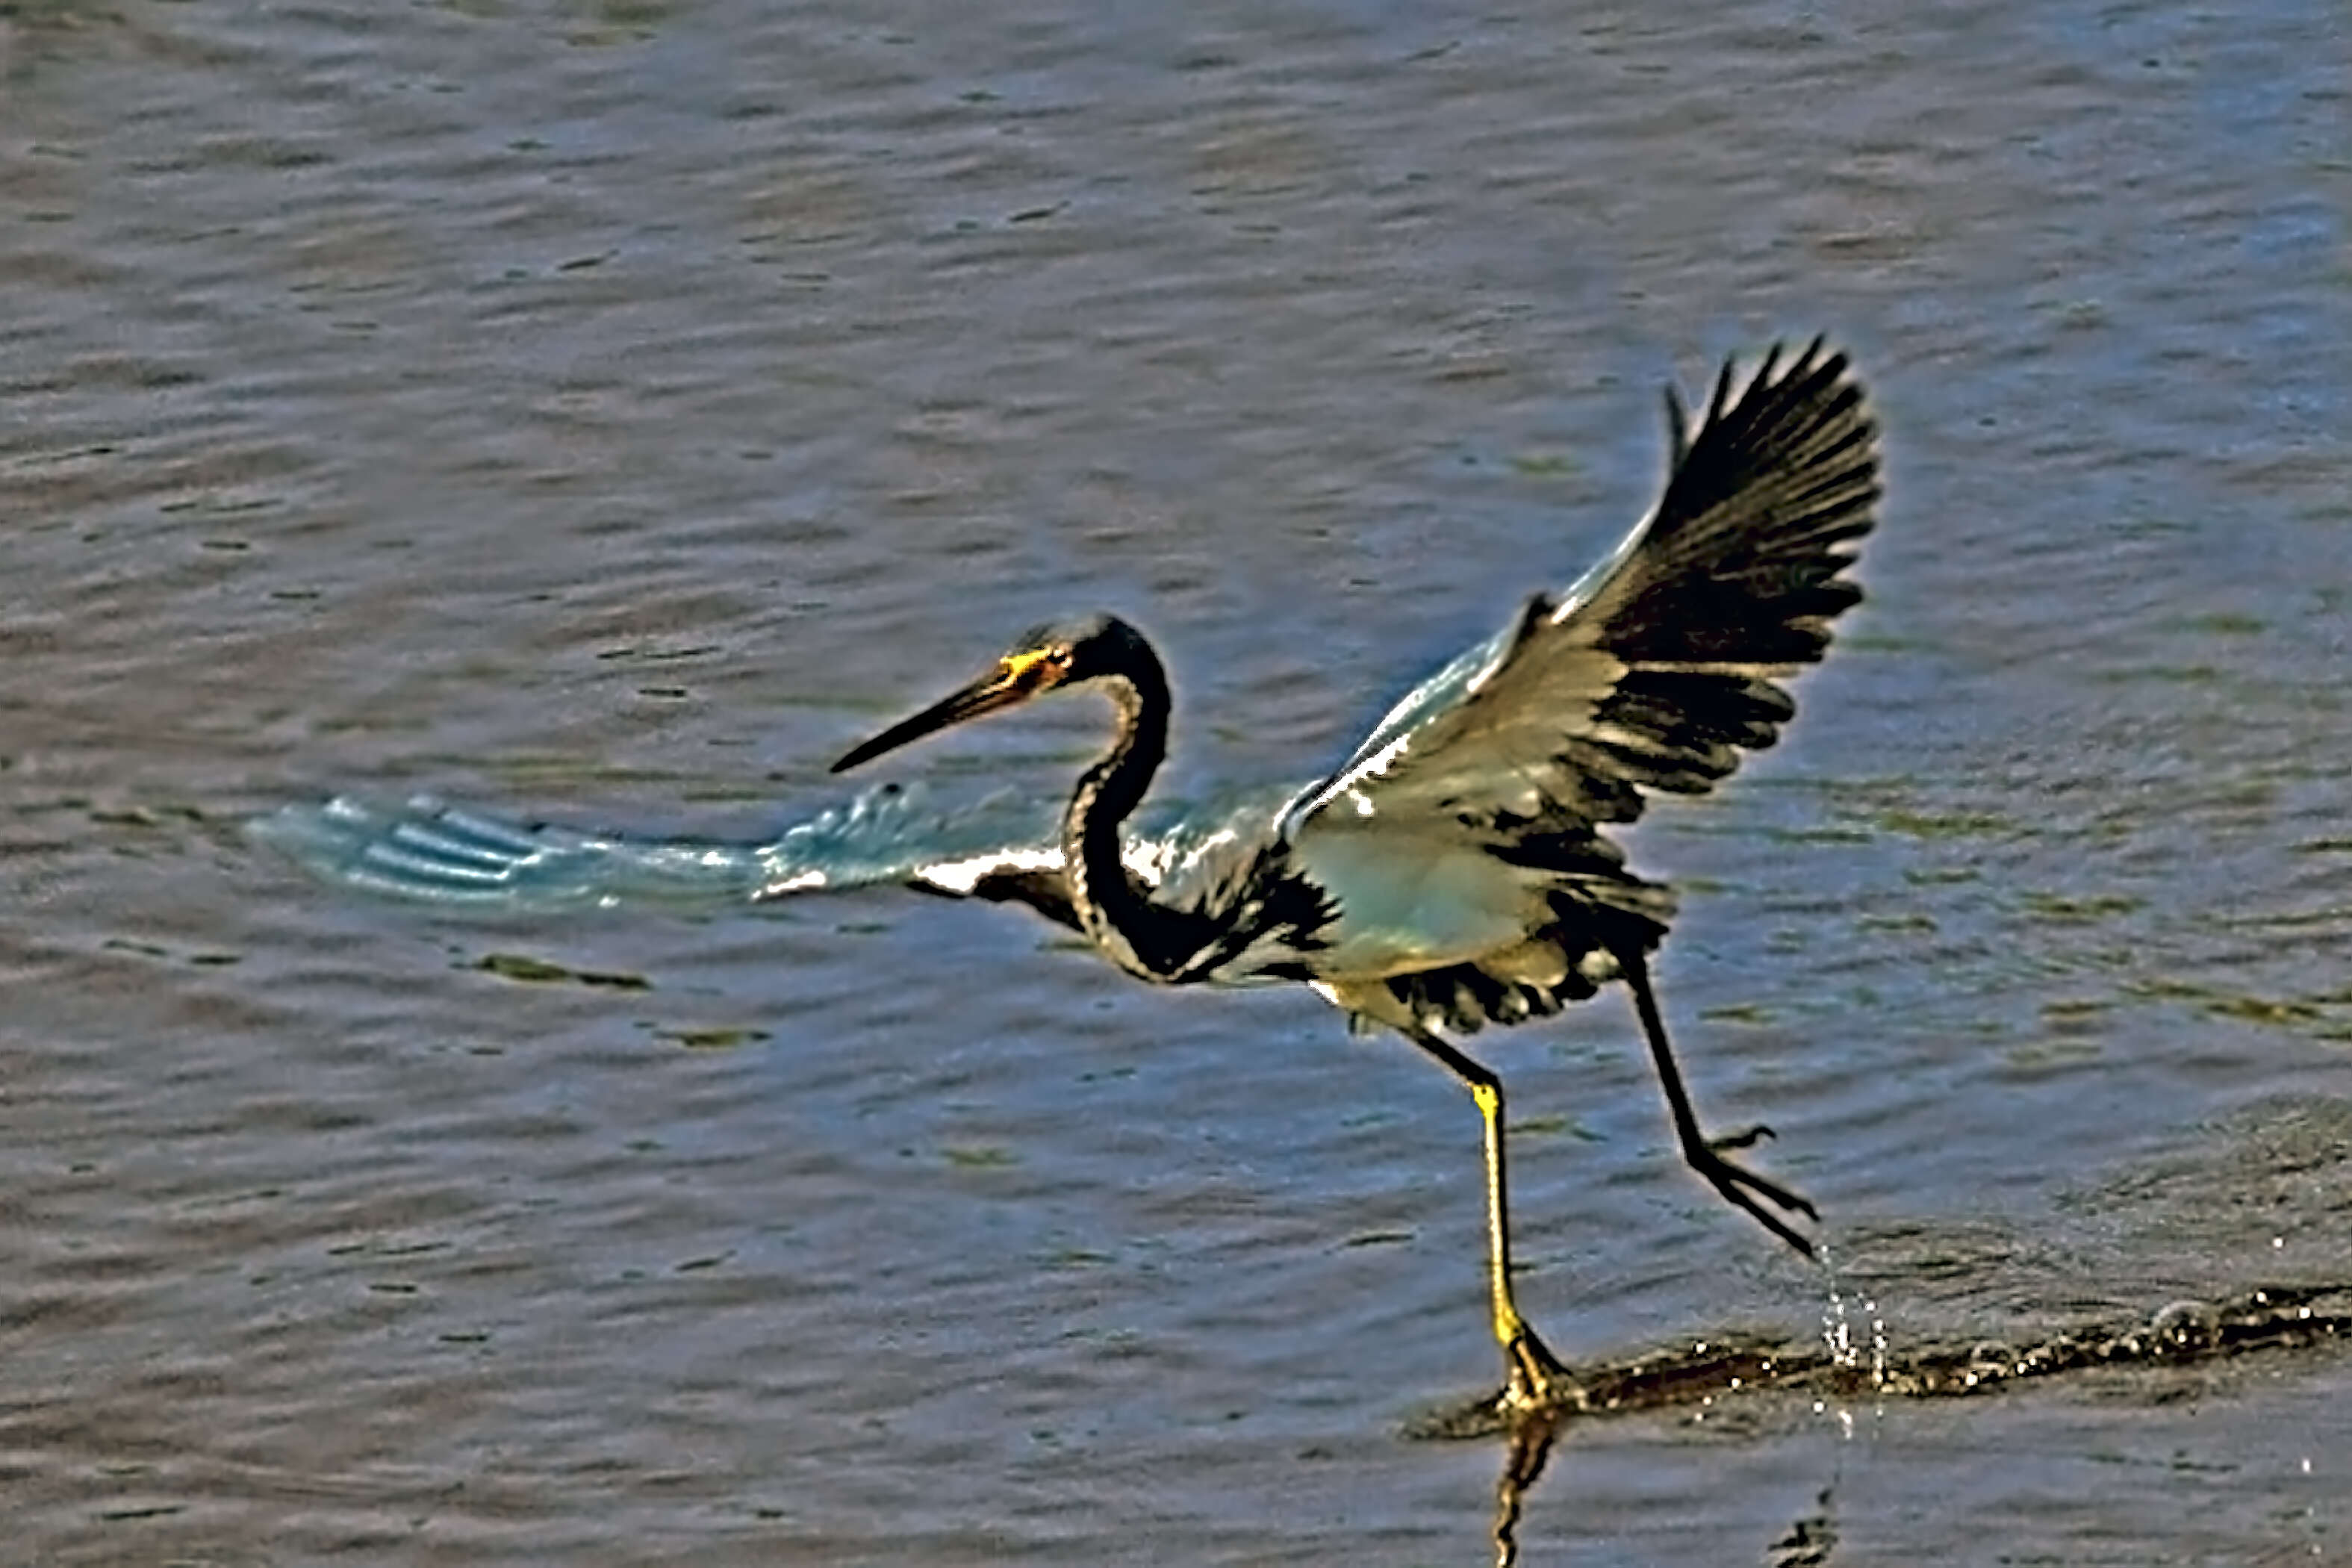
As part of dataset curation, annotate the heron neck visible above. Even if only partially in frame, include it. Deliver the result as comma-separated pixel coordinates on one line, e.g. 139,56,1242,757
1065,666,1174,979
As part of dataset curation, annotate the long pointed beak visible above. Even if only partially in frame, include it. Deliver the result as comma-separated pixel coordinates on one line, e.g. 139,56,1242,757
831,668,1035,774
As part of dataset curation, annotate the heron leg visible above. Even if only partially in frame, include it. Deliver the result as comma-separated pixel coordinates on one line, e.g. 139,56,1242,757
1403,1027,1581,1413
1618,948,1819,1257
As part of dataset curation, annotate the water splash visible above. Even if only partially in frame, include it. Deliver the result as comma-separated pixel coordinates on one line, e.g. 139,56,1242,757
1815,1240,1890,1395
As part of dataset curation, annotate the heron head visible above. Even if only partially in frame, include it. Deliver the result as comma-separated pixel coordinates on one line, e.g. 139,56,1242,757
831,614,1147,773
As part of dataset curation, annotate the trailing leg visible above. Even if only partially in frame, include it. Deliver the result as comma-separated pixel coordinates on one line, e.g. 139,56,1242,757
1619,948,1817,1257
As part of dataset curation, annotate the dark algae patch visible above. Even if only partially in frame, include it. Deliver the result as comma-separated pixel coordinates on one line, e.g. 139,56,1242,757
470,951,650,989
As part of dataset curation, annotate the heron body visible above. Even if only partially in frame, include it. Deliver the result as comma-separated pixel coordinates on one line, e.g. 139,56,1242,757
261,340,1879,1419
827,340,1882,1412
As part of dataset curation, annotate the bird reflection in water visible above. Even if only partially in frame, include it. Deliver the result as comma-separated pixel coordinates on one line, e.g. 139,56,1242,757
1477,1409,1838,1566
829,340,1880,1416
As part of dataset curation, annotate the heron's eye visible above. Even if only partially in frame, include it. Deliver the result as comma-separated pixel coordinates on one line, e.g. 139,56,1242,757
1002,645,1072,687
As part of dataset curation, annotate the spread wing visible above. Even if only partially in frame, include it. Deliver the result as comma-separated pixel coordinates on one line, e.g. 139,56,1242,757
1283,339,1879,848
252,784,1068,915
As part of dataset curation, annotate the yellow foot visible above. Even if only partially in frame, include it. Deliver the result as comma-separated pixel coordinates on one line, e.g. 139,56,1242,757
1501,1327,1587,1417
1408,1328,1590,1440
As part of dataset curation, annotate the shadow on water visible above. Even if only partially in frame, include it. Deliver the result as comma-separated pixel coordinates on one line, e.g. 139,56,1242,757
1431,1281,2352,1567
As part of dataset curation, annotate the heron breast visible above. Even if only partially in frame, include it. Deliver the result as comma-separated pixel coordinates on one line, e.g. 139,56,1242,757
1290,833,1552,980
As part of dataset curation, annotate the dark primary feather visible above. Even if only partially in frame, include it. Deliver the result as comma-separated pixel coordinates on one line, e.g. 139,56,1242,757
1284,338,1877,846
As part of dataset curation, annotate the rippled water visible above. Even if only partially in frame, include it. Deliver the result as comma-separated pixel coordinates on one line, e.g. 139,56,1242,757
4,1,2348,1563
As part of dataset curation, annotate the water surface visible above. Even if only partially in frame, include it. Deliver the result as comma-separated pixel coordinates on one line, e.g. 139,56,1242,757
4,1,2348,1562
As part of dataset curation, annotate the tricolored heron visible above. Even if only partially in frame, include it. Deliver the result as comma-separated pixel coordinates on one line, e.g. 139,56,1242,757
260,340,1877,1417
826,340,1880,1413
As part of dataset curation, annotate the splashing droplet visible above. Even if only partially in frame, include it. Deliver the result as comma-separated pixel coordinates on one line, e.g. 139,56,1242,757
2150,1298,2219,1352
